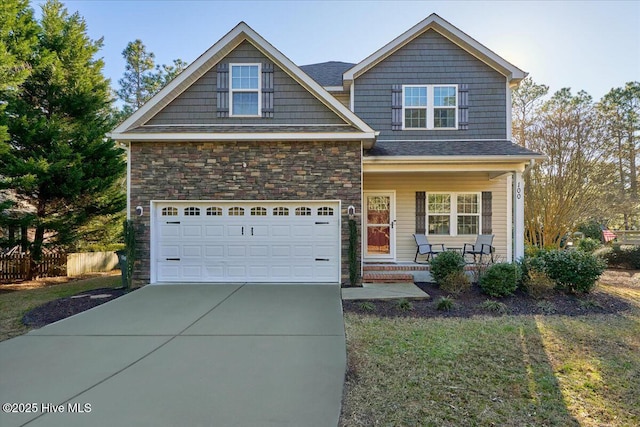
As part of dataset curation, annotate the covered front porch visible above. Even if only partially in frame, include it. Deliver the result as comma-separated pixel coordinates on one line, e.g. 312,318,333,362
361,157,530,268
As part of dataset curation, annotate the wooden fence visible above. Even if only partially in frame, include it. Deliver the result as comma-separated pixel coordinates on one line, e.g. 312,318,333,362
67,251,119,277
614,230,640,246
0,253,67,282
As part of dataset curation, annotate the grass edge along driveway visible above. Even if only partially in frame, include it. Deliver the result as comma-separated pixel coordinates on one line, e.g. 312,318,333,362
340,283,640,427
0,274,121,342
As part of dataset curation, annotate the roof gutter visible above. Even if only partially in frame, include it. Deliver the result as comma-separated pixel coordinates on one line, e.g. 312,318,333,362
364,154,546,164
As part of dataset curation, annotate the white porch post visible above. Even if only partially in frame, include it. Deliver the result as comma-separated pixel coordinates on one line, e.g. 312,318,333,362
513,171,525,260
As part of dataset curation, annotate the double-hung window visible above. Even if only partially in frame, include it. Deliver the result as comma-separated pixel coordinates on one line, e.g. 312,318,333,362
230,64,261,116
426,193,480,235
403,84,457,129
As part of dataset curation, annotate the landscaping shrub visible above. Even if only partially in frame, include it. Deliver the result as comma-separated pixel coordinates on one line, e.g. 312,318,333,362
536,300,557,314
396,299,414,312
348,219,359,286
430,251,465,286
439,271,471,296
522,270,556,299
603,245,640,269
435,296,454,311
577,220,605,241
480,299,508,315
479,263,520,297
518,256,555,298
577,237,601,253
358,301,376,312
540,250,606,293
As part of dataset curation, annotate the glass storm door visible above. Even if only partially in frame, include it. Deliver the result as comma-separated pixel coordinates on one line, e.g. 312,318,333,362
365,192,395,259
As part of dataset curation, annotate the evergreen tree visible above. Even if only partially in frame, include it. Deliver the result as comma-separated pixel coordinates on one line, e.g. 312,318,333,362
0,0,38,145
116,39,158,116
0,0,125,277
116,40,188,116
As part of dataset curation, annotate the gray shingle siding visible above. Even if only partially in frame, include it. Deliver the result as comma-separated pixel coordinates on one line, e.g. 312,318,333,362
148,41,346,126
353,29,507,141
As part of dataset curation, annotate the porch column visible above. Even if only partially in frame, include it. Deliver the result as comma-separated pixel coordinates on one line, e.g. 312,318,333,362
513,171,525,260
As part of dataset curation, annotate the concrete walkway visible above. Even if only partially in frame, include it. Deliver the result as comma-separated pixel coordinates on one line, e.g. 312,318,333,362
0,284,346,427
341,282,430,300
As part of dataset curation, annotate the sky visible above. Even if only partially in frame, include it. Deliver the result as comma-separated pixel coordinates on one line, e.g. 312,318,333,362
32,0,640,101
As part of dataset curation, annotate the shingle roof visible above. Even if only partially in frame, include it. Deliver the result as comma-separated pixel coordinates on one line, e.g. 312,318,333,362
300,61,355,87
365,140,544,158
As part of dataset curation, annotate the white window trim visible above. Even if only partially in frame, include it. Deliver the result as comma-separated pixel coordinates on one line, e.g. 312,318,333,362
425,192,481,236
229,63,262,117
402,84,458,130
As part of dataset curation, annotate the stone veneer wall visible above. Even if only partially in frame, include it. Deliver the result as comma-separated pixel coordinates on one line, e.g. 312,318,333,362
129,140,362,284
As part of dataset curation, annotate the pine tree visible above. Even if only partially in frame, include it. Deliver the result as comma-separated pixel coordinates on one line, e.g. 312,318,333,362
116,39,158,116
116,40,188,117
0,0,126,277
0,0,38,145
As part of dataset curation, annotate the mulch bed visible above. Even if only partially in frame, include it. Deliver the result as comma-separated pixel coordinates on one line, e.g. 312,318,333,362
22,287,130,327
342,280,636,318
19,270,638,327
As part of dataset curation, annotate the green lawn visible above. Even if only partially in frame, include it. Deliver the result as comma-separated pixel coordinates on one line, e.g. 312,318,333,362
341,281,640,426
0,274,121,342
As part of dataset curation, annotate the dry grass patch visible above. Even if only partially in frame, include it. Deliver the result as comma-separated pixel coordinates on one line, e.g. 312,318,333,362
341,273,640,426
341,315,578,426
0,272,121,342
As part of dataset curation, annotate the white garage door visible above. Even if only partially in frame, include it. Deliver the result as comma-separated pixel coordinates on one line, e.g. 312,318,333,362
153,201,340,283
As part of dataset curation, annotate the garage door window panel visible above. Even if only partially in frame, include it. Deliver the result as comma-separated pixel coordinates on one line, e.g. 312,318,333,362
207,207,222,216
273,207,289,216
229,207,245,216
184,207,200,216
296,207,312,216
162,207,178,216
251,207,267,216
318,207,334,216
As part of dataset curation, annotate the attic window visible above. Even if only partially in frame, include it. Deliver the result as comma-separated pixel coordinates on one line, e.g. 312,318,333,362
230,64,261,116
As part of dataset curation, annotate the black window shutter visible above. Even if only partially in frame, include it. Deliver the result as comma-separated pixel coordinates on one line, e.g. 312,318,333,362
458,83,469,130
416,192,426,234
216,63,229,118
262,63,274,118
482,191,492,234
391,85,403,131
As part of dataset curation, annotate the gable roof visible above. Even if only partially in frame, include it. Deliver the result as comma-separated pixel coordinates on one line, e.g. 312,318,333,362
343,13,527,89
109,22,375,145
300,61,355,87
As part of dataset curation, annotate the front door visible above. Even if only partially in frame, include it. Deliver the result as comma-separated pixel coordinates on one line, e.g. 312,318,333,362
364,192,395,260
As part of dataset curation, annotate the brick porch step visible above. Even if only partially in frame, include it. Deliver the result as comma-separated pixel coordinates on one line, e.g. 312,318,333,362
363,264,429,272
362,272,415,284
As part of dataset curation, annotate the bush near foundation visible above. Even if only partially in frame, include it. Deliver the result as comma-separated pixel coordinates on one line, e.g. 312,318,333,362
479,263,520,297
540,250,606,293
430,251,465,286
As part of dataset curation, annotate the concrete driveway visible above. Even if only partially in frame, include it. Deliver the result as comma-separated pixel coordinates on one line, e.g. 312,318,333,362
0,284,346,427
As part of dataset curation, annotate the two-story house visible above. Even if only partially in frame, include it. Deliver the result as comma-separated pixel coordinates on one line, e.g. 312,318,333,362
109,14,543,285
